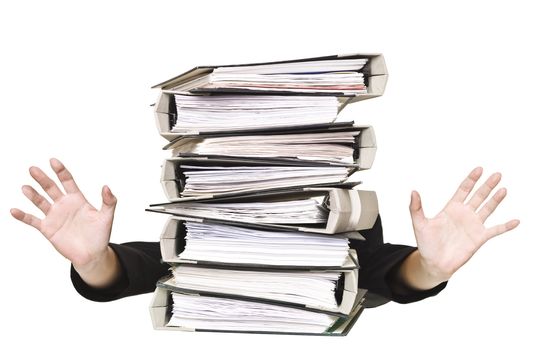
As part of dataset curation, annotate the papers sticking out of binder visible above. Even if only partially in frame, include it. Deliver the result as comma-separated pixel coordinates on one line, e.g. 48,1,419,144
159,264,358,315
147,187,379,234
149,283,367,335
160,156,359,200
161,123,377,169
153,93,351,141
151,54,387,140
167,94,341,134
148,53,386,336
152,53,386,97
159,216,363,270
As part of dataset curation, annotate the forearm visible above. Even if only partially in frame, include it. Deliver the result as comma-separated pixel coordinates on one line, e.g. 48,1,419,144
72,246,122,289
396,250,449,291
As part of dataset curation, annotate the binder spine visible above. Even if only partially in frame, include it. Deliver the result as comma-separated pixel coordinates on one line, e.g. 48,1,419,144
149,287,172,330
360,126,377,148
354,126,377,169
161,181,179,200
368,54,388,76
349,54,388,102
358,148,377,170
154,92,178,141
326,189,354,233
296,188,378,233
337,269,359,314
159,217,182,263
356,191,379,230
161,159,183,200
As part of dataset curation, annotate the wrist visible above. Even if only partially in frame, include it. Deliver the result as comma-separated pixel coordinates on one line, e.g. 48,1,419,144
397,250,450,291
72,246,111,275
72,246,121,289
417,252,452,285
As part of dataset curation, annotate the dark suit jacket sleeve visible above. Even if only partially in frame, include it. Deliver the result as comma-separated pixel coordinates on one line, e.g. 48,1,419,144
70,241,169,302
351,215,447,308
71,217,447,306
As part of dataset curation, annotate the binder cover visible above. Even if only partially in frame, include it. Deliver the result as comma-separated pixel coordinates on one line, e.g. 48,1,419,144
161,156,361,201
159,216,362,270
152,53,387,95
161,123,377,169
149,285,366,336
147,187,379,234
156,269,360,317
152,53,387,140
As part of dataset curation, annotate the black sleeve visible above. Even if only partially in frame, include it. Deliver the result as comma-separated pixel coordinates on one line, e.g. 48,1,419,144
70,219,447,305
351,216,447,308
70,241,169,302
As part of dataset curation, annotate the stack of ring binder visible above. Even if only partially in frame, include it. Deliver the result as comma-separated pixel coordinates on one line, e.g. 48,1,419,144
146,53,388,335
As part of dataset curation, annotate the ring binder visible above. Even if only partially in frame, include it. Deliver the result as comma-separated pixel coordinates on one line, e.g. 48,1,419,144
148,53,385,335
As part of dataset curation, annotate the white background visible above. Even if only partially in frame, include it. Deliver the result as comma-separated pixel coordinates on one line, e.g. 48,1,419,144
1,0,538,349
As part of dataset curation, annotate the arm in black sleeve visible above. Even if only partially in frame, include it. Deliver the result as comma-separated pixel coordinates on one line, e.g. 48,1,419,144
70,241,170,302
351,215,447,308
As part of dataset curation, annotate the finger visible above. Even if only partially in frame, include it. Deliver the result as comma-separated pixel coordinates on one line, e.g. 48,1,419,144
29,166,64,201
100,185,117,216
465,172,502,210
485,219,520,239
409,190,427,229
449,167,483,204
10,208,42,231
21,185,51,215
477,187,507,223
49,158,82,195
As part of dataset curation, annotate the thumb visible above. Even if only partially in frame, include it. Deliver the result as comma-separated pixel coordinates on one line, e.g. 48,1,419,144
100,185,117,215
409,190,427,228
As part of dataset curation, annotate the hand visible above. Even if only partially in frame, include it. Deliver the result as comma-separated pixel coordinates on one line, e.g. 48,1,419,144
10,158,117,271
407,167,520,287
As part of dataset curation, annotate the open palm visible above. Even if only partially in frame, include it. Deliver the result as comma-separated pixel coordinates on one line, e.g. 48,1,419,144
409,167,520,281
11,158,117,268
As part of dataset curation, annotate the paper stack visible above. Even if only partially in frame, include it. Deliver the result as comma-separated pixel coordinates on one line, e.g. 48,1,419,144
146,54,388,335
